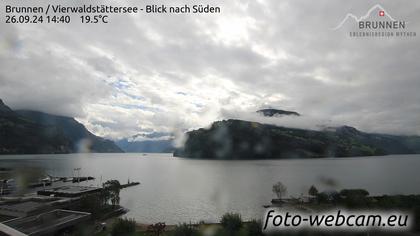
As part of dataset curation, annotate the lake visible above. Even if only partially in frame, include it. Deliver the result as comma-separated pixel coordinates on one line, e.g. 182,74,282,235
0,153,420,224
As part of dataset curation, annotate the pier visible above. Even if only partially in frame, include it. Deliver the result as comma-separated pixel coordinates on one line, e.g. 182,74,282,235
120,181,140,189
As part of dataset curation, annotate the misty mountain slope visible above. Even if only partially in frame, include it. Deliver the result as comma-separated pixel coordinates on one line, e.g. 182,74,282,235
16,110,123,153
174,119,420,160
0,99,72,154
399,136,420,153
116,139,174,153
116,132,175,153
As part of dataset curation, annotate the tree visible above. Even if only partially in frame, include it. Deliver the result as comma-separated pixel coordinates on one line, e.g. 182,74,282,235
172,223,199,236
111,218,136,236
220,213,242,236
272,182,287,199
79,194,105,217
308,185,319,196
103,180,121,207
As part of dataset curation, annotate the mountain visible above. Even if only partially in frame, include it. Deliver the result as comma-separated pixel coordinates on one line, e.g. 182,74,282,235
116,139,174,153
116,132,175,153
0,99,72,154
0,99,14,115
174,119,420,160
0,99,122,154
257,108,300,117
16,110,123,153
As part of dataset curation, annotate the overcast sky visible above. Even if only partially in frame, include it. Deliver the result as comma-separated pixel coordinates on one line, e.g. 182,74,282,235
1,0,420,139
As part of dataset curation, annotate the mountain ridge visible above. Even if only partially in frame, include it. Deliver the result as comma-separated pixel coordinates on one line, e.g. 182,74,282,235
0,99,122,154
174,119,420,160
116,132,175,153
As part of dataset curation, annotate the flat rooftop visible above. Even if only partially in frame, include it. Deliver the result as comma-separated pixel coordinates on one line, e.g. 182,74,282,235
0,201,45,214
3,209,90,236
0,199,60,217
37,186,101,197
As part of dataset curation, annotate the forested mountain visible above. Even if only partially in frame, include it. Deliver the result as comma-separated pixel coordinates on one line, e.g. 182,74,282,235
0,99,122,154
174,119,420,159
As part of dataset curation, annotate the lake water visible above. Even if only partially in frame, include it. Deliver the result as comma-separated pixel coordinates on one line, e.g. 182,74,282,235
1,153,420,224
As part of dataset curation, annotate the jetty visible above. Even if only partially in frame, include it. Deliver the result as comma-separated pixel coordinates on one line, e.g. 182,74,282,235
120,182,140,189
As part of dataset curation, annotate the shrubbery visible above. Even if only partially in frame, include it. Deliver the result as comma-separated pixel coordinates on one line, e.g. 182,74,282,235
220,213,242,235
245,219,263,236
172,223,199,236
111,218,136,236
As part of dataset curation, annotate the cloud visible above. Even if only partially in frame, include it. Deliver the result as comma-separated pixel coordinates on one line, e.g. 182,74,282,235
1,0,420,139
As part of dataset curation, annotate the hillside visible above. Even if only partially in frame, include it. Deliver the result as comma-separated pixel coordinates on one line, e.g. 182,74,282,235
16,110,122,153
116,132,175,153
174,119,420,159
0,99,71,154
116,139,174,153
0,99,122,154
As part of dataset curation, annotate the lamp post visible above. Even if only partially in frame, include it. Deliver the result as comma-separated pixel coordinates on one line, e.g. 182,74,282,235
74,168,81,184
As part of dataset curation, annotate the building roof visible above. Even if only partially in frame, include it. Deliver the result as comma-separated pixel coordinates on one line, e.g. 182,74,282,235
0,201,45,214
2,209,90,236
0,199,58,218
37,186,101,197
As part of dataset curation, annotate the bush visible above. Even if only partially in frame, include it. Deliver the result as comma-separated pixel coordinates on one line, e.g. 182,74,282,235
220,213,242,235
246,219,263,236
111,218,136,236
340,189,369,198
147,222,166,236
339,189,370,208
172,223,199,236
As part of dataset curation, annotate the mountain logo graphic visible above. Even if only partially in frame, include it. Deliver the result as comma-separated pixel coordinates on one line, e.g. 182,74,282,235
332,4,396,30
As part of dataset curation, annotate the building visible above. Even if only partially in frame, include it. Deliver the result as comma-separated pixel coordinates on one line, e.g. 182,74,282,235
37,186,101,198
0,199,58,218
0,209,90,236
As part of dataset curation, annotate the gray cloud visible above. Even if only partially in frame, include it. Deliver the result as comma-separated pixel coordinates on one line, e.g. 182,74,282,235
1,0,419,139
